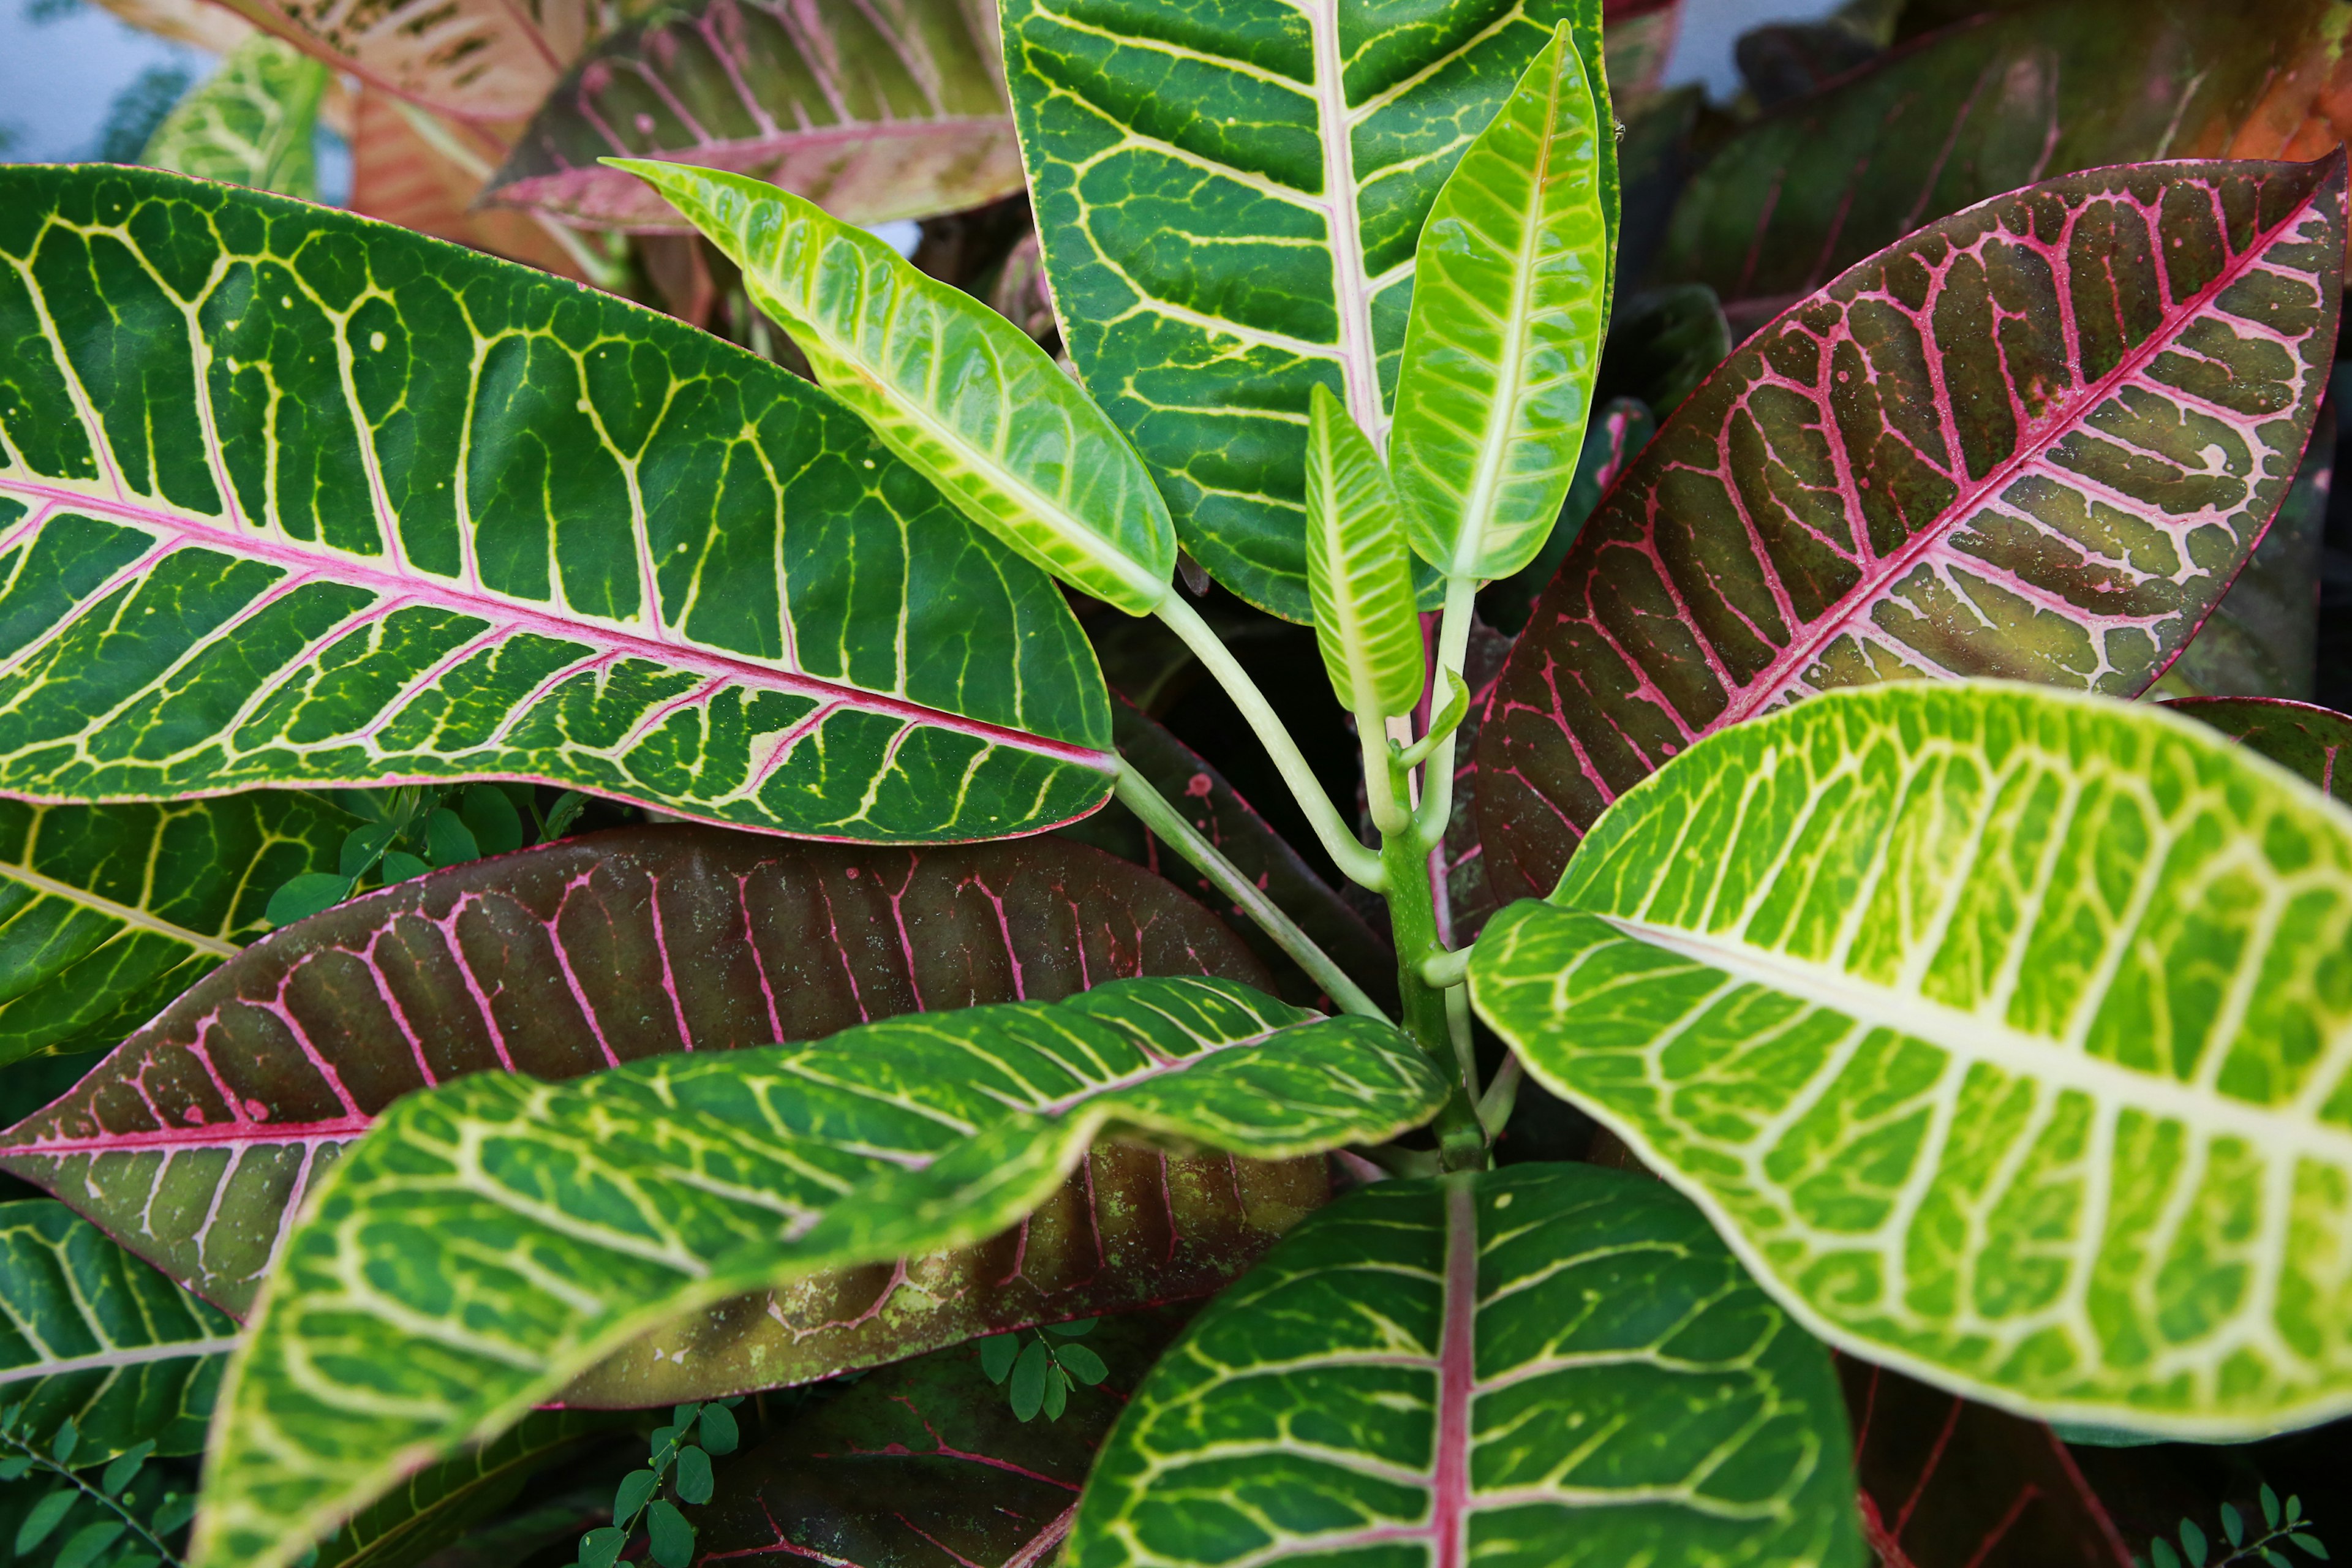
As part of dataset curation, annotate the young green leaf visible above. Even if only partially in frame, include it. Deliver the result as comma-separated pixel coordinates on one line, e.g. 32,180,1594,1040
1054,1341,1108,1386
1001,0,1599,618
617,161,1177,616
2,827,1264,1316
1389,21,1615,583
1065,1163,1864,1567
671,1447,712,1506
140,34,328,198
0,1202,236,1464
459,787,524,858
51,1518,127,1568
1302,386,1425,720
192,977,1446,1567
17,1488,75,1551
694,1404,737,1458
0,166,1114,843
1009,1340,1051,1422
643,1501,693,1568
1472,680,2352,1436
977,1336,1019,1385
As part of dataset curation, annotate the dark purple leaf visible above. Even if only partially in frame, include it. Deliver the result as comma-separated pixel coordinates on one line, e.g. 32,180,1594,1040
2163,695,2352,799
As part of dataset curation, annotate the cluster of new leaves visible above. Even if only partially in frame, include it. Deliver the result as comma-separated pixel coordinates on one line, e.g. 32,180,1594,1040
264,784,586,925
976,1318,1108,1422
0,1415,195,1568
571,1400,739,1568
2153,1488,2330,1568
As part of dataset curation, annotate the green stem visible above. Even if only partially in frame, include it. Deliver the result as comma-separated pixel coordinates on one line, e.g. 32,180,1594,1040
1156,594,1386,890
1114,763,1389,1022
1410,577,1479,848
1381,815,1485,1171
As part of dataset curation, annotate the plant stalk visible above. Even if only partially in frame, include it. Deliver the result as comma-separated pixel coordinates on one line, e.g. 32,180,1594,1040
1113,762,1388,1022
1381,806,1485,1171
1156,594,1386,890
1410,576,1479,848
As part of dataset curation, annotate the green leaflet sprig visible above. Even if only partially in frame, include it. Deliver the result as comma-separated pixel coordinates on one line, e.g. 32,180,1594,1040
264,785,590,926
2152,1487,2330,1568
974,1319,1107,1422
0,1413,195,1568
568,1400,741,1568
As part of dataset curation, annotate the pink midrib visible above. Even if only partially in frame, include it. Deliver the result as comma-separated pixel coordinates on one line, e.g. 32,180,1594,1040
1430,1174,1477,1568
0,481,1115,774
0,1114,375,1157
1708,171,2336,735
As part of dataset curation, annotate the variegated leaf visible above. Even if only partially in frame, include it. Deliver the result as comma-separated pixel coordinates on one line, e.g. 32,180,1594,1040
0,1199,238,1463
1471,680,2352,1436
1476,156,2346,904
624,162,1178,616
190,976,1447,1567
1066,1163,1865,1568
210,0,592,121
1001,0,1599,620
141,34,331,200
486,0,1024,232
1304,385,1423,718
0,166,1114,841
0,793,351,1071
0,825,1264,1316
344,92,589,281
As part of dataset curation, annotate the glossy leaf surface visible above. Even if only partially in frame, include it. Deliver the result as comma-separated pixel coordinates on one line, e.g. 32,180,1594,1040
1479,395,1653,635
1662,0,2352,303
1066,1162,1864,1568
0,1200,238,1463
1476,156,2346,903
1845,1360,2133,1568
1002,0,1596,619
0,826,1264,1314
209,0,589,120
0,167,1114,840
1304,386,1423,718
1390,23,1613,582
194,977,1446,1567
310,1409,632,1568
1471,681,2352,1434
141,34,330,199
2166,695,2352,802
627,162,1176,615
0,793,351,1071
1062,696,1398,1012
692,1308,1193,1567
488,0,1022,232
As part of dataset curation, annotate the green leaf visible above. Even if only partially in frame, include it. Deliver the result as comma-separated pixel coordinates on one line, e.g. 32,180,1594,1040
1009,1339,1050,1422
1471,680,2352,1435
977,1335,1018,1385
643,1501,692,1568
15,1488,75,1553
376,851,430,883
1001,0,1597,619
693,1404,736,1458
573,1526,625,1568
1052,1341,1107,1386
1475,154,2347,905
1040,1363,1069,1420
693,1309,1191,1566
1065,1163,1864,1567
540,793,588,842
1390,21,1613,583
619,161,1176,616
0,1202,236,1463
1479,396,1653,636
2266,1486,2283,1529
1043,1317,1095,1337
486,0,1022,232
139,34,328,198
0,793,350,1067
99,1442,150,1496
192,976,1444,1567
2,826,1267,1318
612,1471,657,1525
1302,386,1423,718
0,165,1114,842
2291,1532,2329,1558
2226,1504,2247,1547
671,1446,711,1507
1660,0,2352,305
263,873,353,928
51,1518,127,1568
337,825,395,880
2185,1520,2211,1566
459,787,523,858
419,809,477,869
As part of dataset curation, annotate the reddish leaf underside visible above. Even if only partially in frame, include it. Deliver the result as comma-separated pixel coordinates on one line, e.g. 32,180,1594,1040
1842,1359,2133,1568
1476,154,2347,903
0,827,1268,1317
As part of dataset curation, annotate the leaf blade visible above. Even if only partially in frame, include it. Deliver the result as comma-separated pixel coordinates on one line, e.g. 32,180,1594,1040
140,35,330,198
1390,21,1615,582
1471,679,2352,1434
1303,386,1423,718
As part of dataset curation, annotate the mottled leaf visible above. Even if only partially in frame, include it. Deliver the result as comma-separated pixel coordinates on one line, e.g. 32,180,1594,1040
0,794,352,1071
625,162,1177,615
1060,696,1398,1012
1305,386,1423,718
1066,1163,1864,1568
1471,680,2352,1434
141,34,330,199
209,0,590,120
1391,22,1615,583
1845,1360,2133,1568
693,1306,1191,1568
487,0,1023,232
2153,401,2334,700
1002,0,1597,619
88,0,256,59
0,166,1114,841
1476,156,2346,903
0,825,1265,1314
192,977,1446,1567
311,1410,632,1568
1479,395,1653,635
2165,695,2352,801
1662,0,2352,304
0,1200,236,1464
344,92,588,281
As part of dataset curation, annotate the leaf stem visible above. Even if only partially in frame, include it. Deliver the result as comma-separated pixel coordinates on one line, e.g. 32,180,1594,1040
1409,578,1479,849
1156,594,1386,890
1379,810,1485,1170
1114,762,1389,1022
1477,1052,1522,1138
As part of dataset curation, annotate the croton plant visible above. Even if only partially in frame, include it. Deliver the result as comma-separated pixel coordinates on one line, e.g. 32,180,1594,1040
2,0,2351,1564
